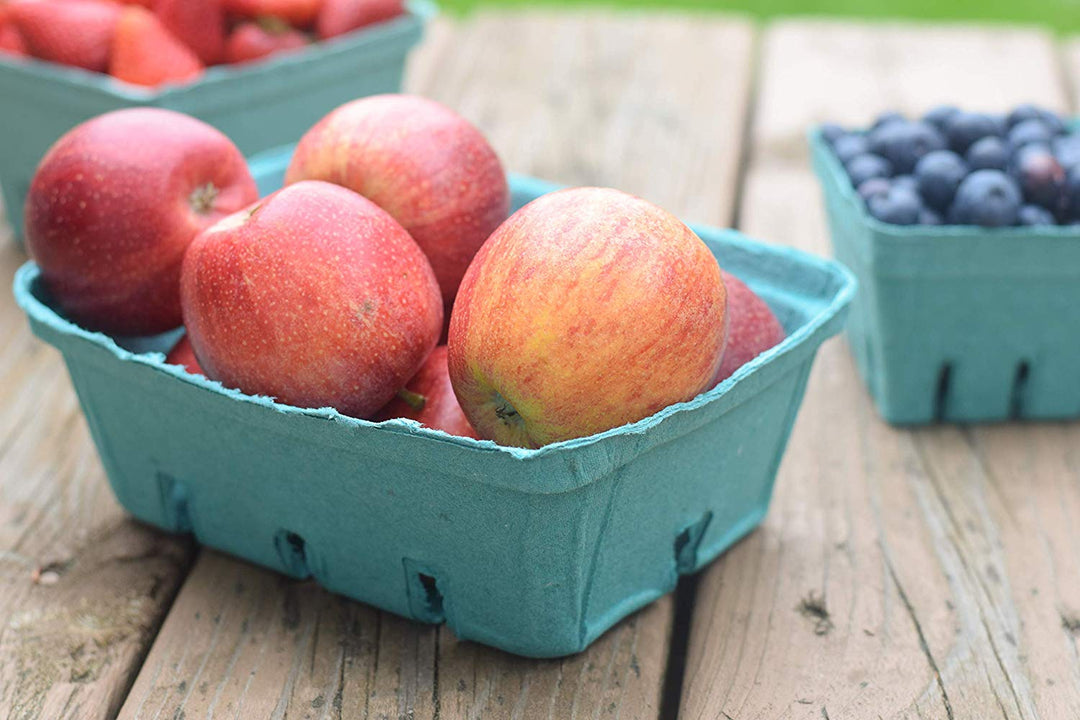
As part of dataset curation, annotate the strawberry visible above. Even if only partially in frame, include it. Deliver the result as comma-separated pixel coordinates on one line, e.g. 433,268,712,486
109,6,203,87
223,0,322,28
10,0,122,71
316,0,402,40
224,18,306,64
153,0,225,65
0,6,28,56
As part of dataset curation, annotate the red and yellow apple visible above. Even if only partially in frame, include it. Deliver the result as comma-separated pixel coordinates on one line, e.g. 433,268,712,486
448,187,728,448
711,271,786,386
284,94,510,325
25,108,257,335
374,346,478,439
180,180,442,418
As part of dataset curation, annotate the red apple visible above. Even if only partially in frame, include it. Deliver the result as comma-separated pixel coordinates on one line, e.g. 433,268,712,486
448,187,728,448
711,271,785,386
373,346,479,439
180,180,443,418
166,333,204,375
25,108,257,336
284,94,510,325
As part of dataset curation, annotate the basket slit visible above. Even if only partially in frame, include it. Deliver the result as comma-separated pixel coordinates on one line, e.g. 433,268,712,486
674,511,714,574
933,363,953,422
273,530,311,579
155,472,192,533
1009,361,1031,419
403,559,446,624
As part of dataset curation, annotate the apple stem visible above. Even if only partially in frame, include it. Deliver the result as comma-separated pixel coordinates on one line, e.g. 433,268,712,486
397,388,427,411
189,182,219,215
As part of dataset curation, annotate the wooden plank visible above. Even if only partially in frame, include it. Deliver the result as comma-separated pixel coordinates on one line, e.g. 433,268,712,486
0,211,195,719
753,21,1067,164
114,10,757,719
680,21,1080,720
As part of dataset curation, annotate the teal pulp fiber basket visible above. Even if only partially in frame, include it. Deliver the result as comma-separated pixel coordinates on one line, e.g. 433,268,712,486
811,128,1080,425
0,0,434,242
14,160,854,657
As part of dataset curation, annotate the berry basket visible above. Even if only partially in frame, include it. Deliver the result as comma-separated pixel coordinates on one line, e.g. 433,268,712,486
13,162,854,657
0,0,434,242
810,127,1080,424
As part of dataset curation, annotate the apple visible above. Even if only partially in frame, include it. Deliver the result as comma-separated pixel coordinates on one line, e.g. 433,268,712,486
165,333,204,375
24,108,258,336
448,187,728,448
180,180,443,418
711,271,786,386
373,346,478,439
284,94,510,325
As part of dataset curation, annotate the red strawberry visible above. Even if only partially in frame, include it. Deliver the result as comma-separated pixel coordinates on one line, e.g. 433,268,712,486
153,0,225,65
223,0,322,27
224,19,306,64
316,0,401,40
109,6,203,87
0,7,28,56
10,0,122,71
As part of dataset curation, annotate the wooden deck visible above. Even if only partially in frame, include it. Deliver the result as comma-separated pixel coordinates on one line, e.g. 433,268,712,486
3,10,1080,719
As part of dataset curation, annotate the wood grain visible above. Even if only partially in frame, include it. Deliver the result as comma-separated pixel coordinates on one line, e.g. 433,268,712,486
0,210,195,719
113,10,757,719
680,21,1080,720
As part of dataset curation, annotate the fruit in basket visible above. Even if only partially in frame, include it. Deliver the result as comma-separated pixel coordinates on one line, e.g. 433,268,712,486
830,105,1080,226
286,95,510,323
109,6,203,87
373,346,478,438
914,150,967,211
846,154,892,186
0,7,27,56
25,108,257,335
1013,146,1066,211
180,180,442,418
448,187,727,448
224,0,323,27
711,271,785,386
316,0,403,39
154,0,226,65
948,170,1022,227
225,19,308,63
966,136,1008,171
9,0,121,71
166,334,204,375
867,120,945,174
867,184,921,225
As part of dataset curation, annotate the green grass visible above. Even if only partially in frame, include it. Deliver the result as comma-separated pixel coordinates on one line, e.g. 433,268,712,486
436,0,1080,33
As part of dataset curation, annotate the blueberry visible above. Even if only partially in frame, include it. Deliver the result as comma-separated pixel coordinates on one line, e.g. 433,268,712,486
867,120,946,174
867,186,922,225
965,136,1008,170
1008,119,1054,150
846,153,894,186
1006,104,1045,130
919,207,944,225
1065,165,1080,219
1014,147,1066,210
1017,204,1057,226
820,123,846,146
857,177,892,202
892,174,919,193
944,111,1002,154
1052,134,1080,169
914,150,969,211
923,105,959,133
871,111,906,130
833,133,869,164
1037,108,1066,135
948,170,1022,227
